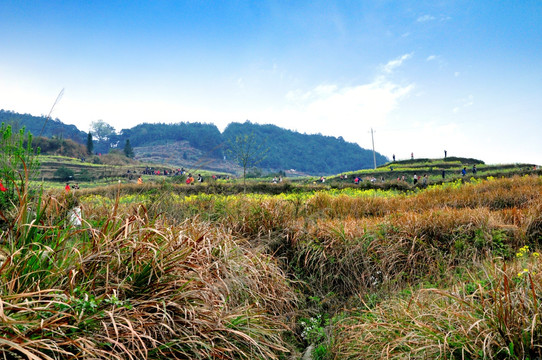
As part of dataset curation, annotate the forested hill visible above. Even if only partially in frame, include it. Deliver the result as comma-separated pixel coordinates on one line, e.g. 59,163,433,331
113,121,388,174
1,109,388,174
117,122,223,158
0,109,86,143
222,121,388,174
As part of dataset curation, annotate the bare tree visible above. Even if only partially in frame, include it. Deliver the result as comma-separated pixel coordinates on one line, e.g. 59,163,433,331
227,132,267,192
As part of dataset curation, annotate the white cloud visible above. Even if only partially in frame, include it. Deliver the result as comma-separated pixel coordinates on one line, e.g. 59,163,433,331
271,65,414,146
417,14,452,24
454,71,460,77
426,55,437,61
304,80,413,126
381,53,413,74
285,84,339,104
417,14,436,22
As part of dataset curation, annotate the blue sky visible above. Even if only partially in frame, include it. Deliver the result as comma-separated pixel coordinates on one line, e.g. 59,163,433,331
1,1,541,165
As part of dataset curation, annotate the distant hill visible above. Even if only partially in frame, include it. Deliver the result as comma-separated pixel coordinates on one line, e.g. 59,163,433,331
0,109,87,143
133,140,239,173
222,121,388,174
115,122,223,158
1,109,388,175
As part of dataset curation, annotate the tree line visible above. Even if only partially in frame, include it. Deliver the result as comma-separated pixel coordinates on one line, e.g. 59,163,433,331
1,110,388,175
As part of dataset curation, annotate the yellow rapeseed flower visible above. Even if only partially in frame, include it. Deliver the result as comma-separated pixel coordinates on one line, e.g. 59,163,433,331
534,252,540,257
518,268,530,277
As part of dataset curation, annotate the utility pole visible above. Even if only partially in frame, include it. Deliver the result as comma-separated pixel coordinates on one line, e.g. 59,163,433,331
370,128,376,169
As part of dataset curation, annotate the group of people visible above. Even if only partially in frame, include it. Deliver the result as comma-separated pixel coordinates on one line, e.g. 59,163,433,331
392,150,450,162
136,172,231,185
185,174,204,184
411,174,428,186
141,167,172,176
64,183,80,192
353,176,380,184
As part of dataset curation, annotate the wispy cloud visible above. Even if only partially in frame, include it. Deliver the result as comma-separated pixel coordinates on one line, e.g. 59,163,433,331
381,53,413,74
426,55,437,61
417,14,436,22
277,57,415,142
417,14,451,23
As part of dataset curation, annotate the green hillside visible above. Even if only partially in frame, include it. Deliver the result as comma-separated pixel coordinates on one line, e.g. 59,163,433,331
1,110,388,175
323,157,537,186
222,121,388,174
0,109,86,143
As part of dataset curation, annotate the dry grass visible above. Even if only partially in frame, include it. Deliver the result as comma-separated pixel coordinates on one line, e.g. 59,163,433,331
4,167,542,359
0,185,298,359
77,175,542,308
329,251,542,359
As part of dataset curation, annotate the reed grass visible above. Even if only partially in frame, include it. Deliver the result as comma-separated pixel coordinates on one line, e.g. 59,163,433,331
1,176,298,359
78,175,542,307
329,251,542,359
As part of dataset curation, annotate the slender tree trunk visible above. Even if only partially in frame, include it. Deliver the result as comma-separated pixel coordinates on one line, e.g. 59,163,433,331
243,167,247,193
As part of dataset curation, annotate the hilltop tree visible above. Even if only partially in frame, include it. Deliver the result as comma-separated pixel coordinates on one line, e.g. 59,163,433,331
86,132,94,155
123,139,134,158
227,132,268,192
90,120,115,142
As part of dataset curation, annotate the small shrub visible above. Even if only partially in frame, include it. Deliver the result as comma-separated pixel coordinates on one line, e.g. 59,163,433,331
53,166,74,181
